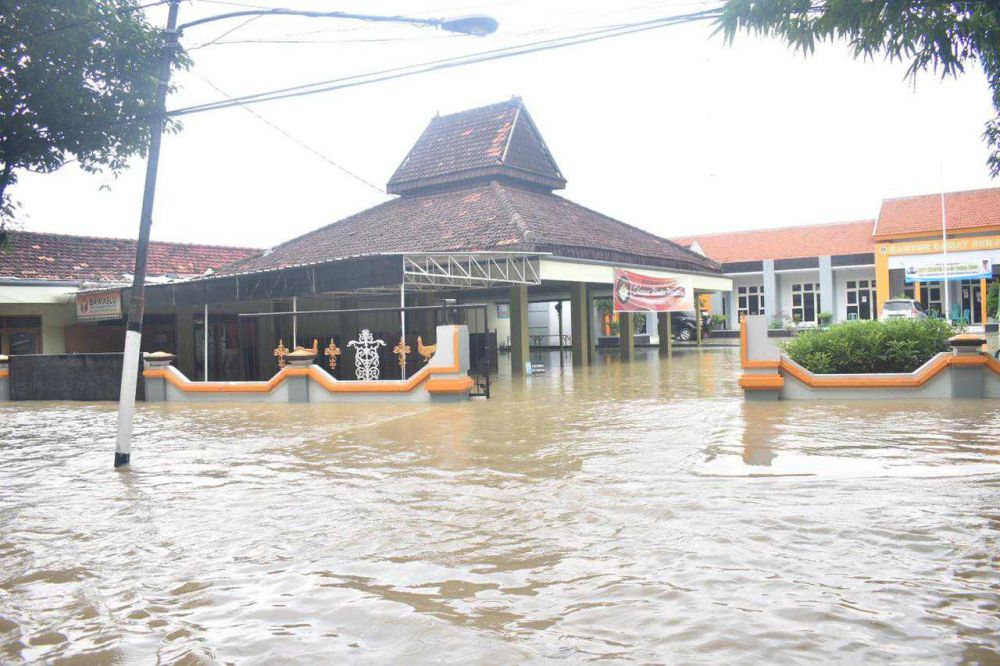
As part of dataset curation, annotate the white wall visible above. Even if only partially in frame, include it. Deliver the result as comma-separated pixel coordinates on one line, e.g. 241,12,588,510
728,273,765,329
833,267,878,323
777,270,821,325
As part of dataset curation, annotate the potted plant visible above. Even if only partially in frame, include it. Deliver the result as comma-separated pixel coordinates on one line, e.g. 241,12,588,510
817,311,833,327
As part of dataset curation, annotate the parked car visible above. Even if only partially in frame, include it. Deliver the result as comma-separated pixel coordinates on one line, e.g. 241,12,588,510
879,298,927,321
673,312,711,341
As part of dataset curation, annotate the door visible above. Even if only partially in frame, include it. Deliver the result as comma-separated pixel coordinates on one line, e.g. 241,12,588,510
961,280,983,324
0,316,42,355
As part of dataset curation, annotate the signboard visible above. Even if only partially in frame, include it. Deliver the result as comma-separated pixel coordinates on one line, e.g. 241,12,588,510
889,251,993,283
496,304,510,319
879,233,1000,257
612,268,693,312
76,290,122,320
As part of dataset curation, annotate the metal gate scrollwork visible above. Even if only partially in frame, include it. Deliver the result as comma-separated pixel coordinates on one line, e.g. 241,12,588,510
348,329,385,381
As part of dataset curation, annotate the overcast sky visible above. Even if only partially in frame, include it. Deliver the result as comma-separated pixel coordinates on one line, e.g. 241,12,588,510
12,0,998,249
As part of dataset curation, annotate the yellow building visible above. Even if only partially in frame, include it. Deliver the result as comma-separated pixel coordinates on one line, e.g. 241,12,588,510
873,188,999,327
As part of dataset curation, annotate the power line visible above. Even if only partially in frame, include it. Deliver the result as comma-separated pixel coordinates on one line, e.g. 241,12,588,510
191,72,384,193
168,7,722,117
186,13,265,50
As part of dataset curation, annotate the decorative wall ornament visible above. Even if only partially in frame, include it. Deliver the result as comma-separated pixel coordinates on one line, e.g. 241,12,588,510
273,340,289,369
393,339,411,370
348,329,386,381
324,340,342,371
416,336,437,363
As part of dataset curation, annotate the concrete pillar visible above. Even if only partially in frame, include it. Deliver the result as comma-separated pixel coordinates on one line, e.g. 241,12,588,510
819,255,834,322
619,312,635,361
657,312,672,356
0,356,9,401
569,283,590,367
727,288,739,329
645,312,657,344
176,308,195,378
587,288,598,364
763,259,779,322
509,285,529,375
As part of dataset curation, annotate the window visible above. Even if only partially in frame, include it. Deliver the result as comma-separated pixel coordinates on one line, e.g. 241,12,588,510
737,285,765,318
0,316,42,355
791,283,822,325
920,284,942,317
845,279,877,320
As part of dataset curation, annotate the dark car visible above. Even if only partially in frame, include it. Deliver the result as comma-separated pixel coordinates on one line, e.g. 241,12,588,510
672,312,711,342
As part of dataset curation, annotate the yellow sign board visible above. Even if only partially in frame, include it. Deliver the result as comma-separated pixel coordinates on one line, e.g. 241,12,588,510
879,233,1000,256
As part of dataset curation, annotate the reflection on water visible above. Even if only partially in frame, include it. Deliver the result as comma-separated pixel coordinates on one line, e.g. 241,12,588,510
1,347,999,663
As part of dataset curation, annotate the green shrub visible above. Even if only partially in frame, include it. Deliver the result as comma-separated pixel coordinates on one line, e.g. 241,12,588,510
782,318,956,374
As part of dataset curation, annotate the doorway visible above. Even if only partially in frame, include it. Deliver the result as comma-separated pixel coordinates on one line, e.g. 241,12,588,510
961,280,983,325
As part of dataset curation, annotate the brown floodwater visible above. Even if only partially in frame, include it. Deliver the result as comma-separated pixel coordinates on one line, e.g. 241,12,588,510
1,346,999,664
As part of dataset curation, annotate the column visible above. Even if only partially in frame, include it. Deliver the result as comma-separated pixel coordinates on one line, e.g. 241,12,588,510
569,282,590,367
176,307,195,378
645,311,657,345
657,312,672,356
981,278,989,326
727,288,738,329
763,259,779,323
509,285,529,375
819,255,834,322
619,312,635,361
875,245,889,316
587,288,598,364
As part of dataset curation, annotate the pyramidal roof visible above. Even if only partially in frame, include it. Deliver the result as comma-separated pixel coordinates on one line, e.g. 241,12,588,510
387,98,566,195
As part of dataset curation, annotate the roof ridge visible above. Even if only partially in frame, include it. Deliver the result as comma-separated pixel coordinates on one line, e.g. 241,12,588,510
674,218,875,241
10,229,259,251
881,185,1000,203
490,181,531,244
430,98,519,122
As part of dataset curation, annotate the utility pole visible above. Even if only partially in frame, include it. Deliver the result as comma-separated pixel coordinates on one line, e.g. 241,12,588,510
115,0,181,468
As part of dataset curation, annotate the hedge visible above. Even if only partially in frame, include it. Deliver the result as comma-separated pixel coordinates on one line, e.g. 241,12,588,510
782,318,956,374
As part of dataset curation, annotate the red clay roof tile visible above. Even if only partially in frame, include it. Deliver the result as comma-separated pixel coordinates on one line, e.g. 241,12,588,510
1,231,257,283
874,187,1000,238
672,220,876,264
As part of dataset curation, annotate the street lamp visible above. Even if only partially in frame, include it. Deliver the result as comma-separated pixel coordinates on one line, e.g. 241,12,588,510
114,0,498,468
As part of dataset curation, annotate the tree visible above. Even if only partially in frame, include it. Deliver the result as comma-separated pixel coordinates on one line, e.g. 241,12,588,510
0,0,183,243
716,1,1000,175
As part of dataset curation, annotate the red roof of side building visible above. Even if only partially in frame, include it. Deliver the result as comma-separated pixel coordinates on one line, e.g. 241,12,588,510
1,230,258,283
672,219,876,264
874,187,1000,239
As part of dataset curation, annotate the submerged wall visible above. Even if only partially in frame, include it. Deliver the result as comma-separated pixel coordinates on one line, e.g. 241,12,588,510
738,315,1000,400
143,325,474,404
2,353,144,401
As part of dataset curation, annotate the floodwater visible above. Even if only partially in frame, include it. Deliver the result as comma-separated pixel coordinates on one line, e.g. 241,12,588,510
2,346,999,664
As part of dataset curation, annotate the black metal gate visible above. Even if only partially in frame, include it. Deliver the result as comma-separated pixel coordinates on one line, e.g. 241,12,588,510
469,339,493,399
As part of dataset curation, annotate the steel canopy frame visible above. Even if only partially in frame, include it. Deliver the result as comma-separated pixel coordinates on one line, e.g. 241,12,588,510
402,252,545,290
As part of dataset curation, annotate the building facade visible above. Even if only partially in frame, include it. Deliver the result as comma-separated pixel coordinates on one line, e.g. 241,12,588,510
0,231,256,356
675,186,1000,331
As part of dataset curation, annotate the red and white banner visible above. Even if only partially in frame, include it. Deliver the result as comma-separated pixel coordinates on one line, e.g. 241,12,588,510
612,269,693,312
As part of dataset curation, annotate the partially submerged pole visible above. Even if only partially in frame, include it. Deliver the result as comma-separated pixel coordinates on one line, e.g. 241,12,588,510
203,303,209,381
399,281,407,380
114,0,181,468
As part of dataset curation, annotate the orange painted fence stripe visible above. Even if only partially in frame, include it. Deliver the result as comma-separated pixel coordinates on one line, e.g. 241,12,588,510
144,328,469,395
775,353,1000,389
739,374,784,390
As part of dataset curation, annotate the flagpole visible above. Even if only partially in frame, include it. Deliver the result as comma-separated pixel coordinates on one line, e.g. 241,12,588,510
940,165,950,323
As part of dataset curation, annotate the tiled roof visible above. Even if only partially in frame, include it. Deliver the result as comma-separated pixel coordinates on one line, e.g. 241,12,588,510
0,230,258,283
219,181,719,275
387,98,566,194
874,187,1000,238
672,219,876,264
